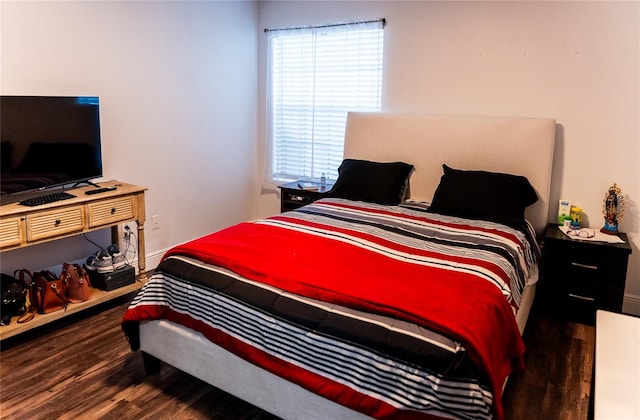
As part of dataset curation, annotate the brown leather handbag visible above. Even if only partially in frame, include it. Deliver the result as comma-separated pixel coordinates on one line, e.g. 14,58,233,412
62,263,92,303
34,270,69,314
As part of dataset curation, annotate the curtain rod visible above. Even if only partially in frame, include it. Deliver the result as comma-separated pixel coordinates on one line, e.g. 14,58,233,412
264,18,385,33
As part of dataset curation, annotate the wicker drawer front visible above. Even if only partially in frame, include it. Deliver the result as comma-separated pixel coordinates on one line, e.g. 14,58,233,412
26,208,84,242
88,197,135,228
0,217,23,248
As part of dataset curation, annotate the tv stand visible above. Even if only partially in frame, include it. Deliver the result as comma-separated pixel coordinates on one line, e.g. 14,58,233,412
0,180,147,341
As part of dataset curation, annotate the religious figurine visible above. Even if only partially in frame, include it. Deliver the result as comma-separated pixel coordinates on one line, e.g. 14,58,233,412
601,183,624,234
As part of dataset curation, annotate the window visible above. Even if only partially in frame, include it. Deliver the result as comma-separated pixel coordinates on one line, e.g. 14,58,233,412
265,20,384,184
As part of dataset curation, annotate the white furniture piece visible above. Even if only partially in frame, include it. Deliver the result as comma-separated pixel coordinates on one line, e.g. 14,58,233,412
595,310,640,419
138,112,557,419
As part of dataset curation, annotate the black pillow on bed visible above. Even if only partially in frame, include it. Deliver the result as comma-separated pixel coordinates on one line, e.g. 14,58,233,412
327,159,414,205
428,164,538,227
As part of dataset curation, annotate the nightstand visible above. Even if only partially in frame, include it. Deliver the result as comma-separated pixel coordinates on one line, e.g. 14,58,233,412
278,181,333,212
539,223,632,325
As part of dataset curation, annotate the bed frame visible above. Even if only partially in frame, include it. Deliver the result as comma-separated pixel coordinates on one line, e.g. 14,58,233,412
138,112,557,419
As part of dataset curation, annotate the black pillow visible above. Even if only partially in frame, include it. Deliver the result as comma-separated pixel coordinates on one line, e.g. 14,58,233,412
428,164,538,227
327,159,414,205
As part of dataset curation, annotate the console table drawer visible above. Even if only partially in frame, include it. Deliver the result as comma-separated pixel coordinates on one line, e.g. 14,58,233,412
0,216,23,248
26,207,84,241
88,197,135,228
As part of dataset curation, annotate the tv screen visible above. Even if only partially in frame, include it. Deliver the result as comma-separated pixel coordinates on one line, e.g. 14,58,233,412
1,96,103,203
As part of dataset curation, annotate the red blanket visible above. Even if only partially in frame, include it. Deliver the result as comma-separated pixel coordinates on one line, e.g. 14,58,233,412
164,208,526,419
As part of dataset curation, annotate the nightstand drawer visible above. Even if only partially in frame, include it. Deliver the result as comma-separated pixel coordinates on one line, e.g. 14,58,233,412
565,279,623,310
564,283,623,324
544,243,628,288
283,192,317,206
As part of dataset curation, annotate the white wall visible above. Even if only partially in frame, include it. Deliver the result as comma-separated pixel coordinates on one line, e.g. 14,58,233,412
257,1,640,314
1,1,258,272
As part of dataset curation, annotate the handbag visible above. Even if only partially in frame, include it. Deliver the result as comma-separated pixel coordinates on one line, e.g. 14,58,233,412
34,270,69,314
1,272,27,325
62,263,92,303
14,269,36,324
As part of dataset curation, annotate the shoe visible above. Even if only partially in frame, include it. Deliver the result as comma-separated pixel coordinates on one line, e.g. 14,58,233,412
107,244,127,270
85,249,117,273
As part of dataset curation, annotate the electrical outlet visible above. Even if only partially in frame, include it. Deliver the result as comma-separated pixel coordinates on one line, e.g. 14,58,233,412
152,215,160,230
123,225,131,242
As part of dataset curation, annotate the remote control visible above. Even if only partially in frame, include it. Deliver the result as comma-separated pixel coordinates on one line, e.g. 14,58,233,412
85,187,117,195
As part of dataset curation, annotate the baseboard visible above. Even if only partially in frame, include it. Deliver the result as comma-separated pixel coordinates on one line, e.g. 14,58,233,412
128,247,167,276
145,248,166,272
623,293,640,316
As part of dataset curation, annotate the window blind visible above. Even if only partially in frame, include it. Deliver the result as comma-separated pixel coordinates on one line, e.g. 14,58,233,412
267,20,384,183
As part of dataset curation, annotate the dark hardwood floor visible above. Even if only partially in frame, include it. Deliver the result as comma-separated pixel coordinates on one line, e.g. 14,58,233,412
502,311,595,420
0,296,594,420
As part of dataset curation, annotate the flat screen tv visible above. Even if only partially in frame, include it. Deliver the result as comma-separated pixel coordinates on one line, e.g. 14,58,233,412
1,95,103,204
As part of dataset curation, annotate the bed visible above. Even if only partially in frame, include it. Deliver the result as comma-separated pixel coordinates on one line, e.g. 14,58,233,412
122,112,556,420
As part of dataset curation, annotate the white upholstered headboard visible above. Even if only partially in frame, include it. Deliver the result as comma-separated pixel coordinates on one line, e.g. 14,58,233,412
343,112,556,236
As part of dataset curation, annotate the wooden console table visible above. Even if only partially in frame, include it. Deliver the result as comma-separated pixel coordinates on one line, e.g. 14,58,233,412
0,180,147,340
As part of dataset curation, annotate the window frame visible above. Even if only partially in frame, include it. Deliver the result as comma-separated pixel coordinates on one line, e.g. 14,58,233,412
264,20,385,187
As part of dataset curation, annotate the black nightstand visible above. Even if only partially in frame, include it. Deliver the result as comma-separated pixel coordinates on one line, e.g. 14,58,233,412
539,223,632,325
278,181,333,213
